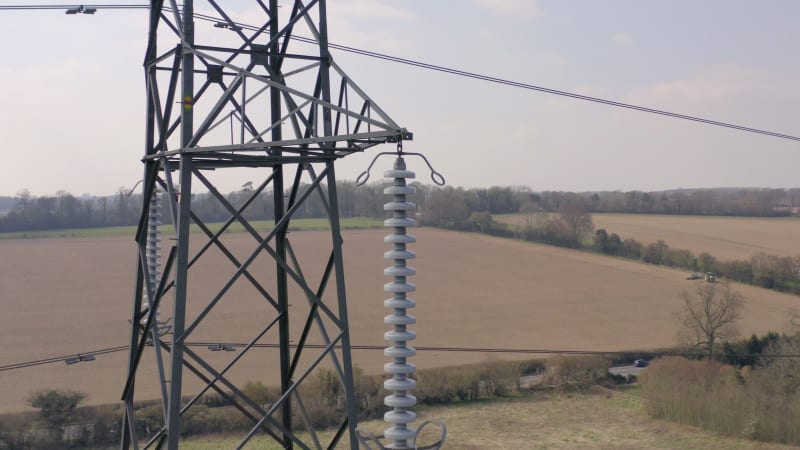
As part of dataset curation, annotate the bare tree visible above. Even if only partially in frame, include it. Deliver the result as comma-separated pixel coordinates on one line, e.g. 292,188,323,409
784,309,800,336
557,197,594,246
676,281,744,360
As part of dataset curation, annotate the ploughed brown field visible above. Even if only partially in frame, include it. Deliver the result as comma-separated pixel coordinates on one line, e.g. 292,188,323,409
1,228,797,413
499,213,800,260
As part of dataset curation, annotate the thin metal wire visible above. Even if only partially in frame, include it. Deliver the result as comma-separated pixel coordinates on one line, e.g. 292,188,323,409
4,343,800,373
3,4,797,142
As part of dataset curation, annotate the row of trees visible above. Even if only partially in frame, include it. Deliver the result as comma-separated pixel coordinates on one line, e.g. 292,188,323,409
593,231,800,295
422,186,799,219
585,188,797,216
0,183,398,232
0,189,140,231
2,184,797,233
0,183,538,233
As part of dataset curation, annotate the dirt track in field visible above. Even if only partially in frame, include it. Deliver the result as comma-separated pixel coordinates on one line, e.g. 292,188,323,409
1,228,797,413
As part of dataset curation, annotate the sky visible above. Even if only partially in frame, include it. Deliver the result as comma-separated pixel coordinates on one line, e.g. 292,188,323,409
1,0,799,196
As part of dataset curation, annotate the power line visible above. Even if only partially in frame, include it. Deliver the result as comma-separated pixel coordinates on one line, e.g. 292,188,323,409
309,40,800,142
186,342,800,359
1,4,799,142
0,4,147,10
0,345,128,372
3,342,799,374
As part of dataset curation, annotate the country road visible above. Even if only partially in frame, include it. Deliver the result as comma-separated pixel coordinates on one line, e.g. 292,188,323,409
609,365,647,377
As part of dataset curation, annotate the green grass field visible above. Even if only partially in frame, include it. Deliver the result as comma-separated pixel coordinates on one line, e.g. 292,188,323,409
179,389,795,450
0,217,382,240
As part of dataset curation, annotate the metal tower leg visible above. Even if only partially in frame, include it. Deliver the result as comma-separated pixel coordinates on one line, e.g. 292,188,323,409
326,161,360,448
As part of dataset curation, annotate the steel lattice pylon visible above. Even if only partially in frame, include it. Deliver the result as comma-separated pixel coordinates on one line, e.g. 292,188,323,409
120,1,411,449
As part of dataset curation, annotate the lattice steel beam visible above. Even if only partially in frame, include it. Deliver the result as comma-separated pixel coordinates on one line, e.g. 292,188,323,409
121,1,410,448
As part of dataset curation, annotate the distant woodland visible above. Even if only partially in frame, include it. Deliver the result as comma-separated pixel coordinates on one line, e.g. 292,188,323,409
0,185,798,233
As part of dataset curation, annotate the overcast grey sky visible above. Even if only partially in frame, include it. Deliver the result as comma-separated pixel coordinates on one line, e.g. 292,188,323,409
1,0,799,196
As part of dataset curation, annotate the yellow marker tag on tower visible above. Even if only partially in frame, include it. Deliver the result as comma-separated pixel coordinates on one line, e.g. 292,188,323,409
183,96,193,111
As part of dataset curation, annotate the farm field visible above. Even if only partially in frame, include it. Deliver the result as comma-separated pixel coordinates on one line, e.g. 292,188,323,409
498,213,800,260
181,390,796,450
0,216,382,240
1,228,798,413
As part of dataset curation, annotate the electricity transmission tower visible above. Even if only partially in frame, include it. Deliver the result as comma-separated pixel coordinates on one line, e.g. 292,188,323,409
121,1,410,448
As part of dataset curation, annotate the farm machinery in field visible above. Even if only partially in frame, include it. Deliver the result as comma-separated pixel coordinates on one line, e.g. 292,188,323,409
686,272,717,282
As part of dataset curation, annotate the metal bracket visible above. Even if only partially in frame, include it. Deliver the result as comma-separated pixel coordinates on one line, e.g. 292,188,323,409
356,146,445,186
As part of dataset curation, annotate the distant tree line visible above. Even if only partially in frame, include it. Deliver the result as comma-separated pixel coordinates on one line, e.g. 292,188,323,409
593,232,800,295
2,185,798,233
0,182,400,233
0,189,139,232
585,188,799,216
419,186,800,220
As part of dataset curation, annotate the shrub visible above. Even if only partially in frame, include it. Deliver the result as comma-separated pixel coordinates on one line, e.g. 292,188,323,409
642,240,668,265
517,359,546,375
664,248,697,270
607,372,632,385
181,404,251,436
416,360,520,405
241,381,273,406
621,238,642,259
594,228,609,253
543,355,610,392
28,389,87,427
353,367,382,420
641,355,800,446
134,403,164,437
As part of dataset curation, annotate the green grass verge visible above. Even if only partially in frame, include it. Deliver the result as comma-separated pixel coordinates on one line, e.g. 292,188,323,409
179,389,794,450
0,217,383,240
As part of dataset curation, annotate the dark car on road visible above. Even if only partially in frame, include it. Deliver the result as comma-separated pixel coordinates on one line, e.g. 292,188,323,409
633,359,649,367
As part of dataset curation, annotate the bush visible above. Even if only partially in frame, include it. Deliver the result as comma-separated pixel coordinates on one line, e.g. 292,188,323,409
416,360,520,405
543,355,610,392
594,229,624,256
664,248,697,270
134,403,164,437
641,355,800,446
467,211,514,237
353,367,382,420
641,358,748,434
517,359,546,375
621,238,643,259
642,240,667,265
28,389,87,427
241,381,273,406
181,404,250,436
5,360,526,445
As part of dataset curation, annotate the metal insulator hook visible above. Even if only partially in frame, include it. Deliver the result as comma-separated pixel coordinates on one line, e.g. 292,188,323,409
356,148,445,186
